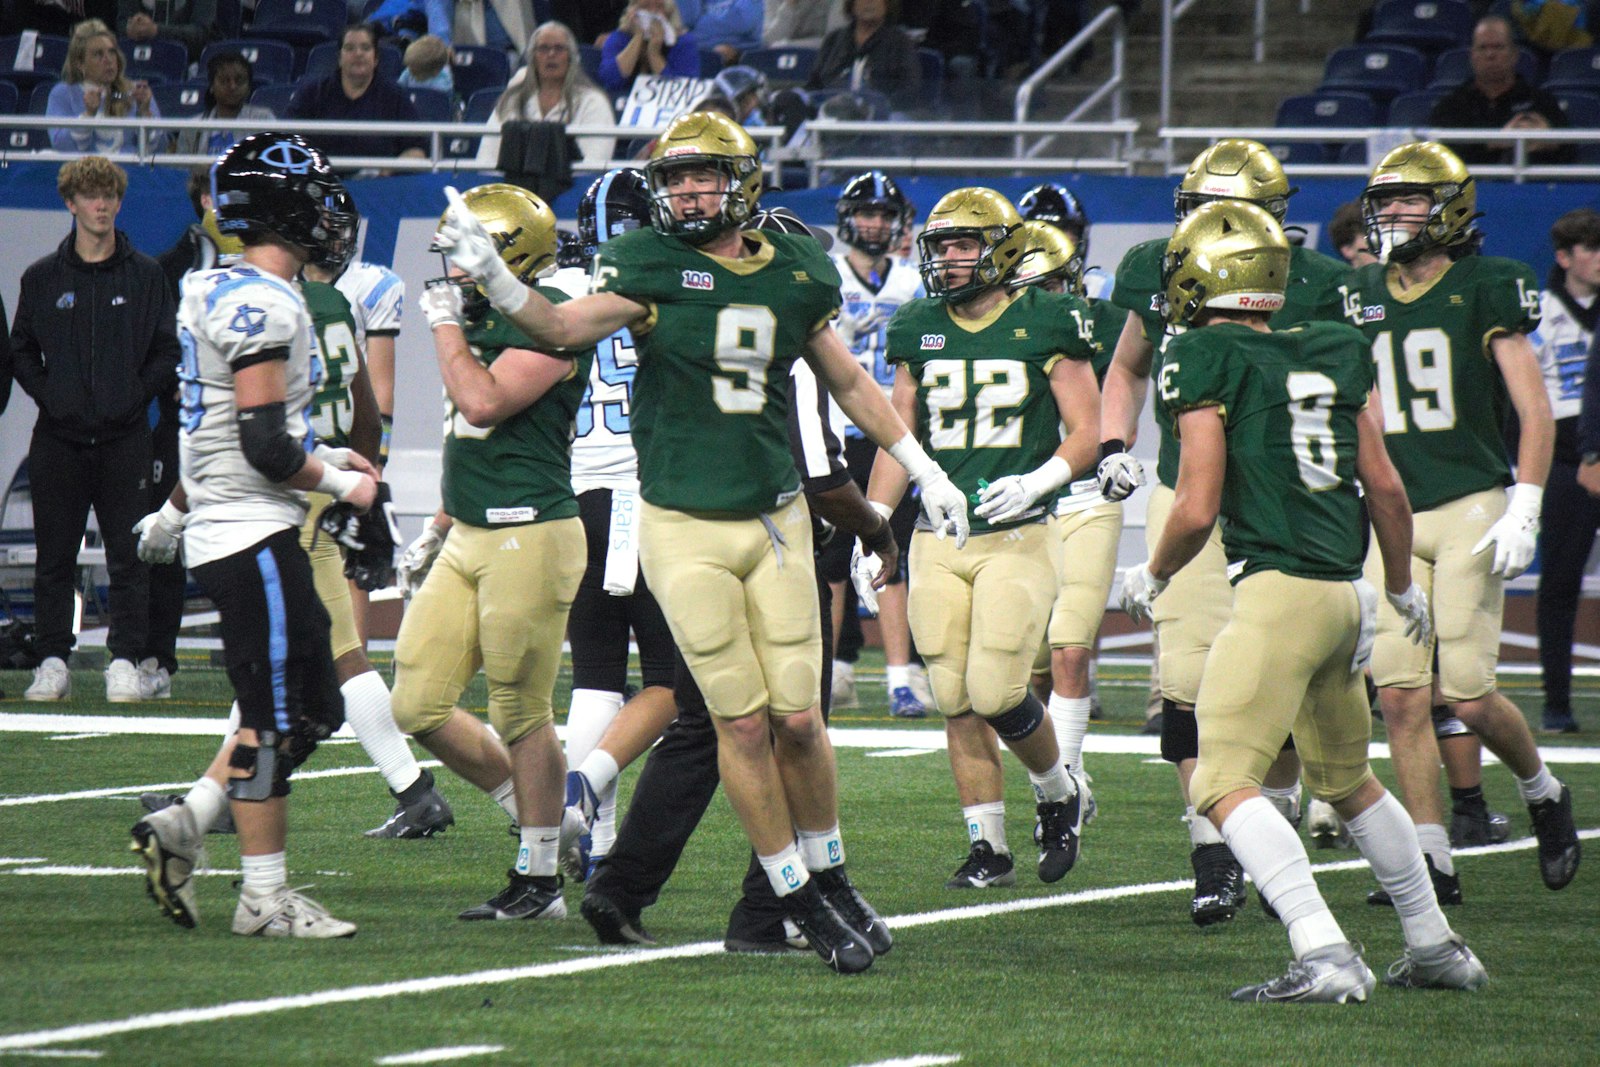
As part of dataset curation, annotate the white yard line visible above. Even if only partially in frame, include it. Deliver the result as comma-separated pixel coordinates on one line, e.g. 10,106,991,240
1,830,1594,1054
373,1047,506,1065
849,1057,962,1067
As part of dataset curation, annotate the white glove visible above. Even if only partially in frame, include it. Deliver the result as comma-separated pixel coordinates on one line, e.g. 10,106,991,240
834,305,886,350
974,457,1071,524
132,500,185,565
1471,482,1541,579
419,281,465,331
1097,447,1145,503
1386,582,1432,647
397,521,448,600
434,186,528,314
313,445,357,470
918,472,969,549
850,537,883,616
1119,562,1168,624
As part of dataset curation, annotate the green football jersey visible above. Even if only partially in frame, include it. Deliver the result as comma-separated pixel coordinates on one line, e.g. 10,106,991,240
1088,297,1125,385
303,279,362,448
593,227,842,514
1158,320,1375,583
441,285,594,527
1338,255,1541,512
1113,238,1357,489
887,285,1097,534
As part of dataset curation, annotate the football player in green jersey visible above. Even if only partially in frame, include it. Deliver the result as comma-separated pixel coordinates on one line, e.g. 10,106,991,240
431,111,967,974
1345,141,1580,897
1124,200,1486,1002
866,189,1101,889
394,183,595,923
1100,139,1334,925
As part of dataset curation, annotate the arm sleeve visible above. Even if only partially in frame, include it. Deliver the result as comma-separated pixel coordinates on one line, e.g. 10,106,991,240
1482,260,1543,342
677,0,703,27
357,267,406,335
1158,333,1230,422
204,278,306,368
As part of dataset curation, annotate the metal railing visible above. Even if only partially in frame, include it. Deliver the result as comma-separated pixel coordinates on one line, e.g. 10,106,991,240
1159,0,1275,155
1013,3,1127,159
800,118,1141,184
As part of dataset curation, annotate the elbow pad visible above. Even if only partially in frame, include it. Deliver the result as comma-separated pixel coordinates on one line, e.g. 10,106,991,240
238,401,309,484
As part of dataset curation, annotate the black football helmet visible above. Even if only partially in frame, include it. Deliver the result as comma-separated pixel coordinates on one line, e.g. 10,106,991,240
211,133,355,263
835,170,912,257
556,228,587,269
578,168,652,257
1018,182,1090,261
313,181,359,274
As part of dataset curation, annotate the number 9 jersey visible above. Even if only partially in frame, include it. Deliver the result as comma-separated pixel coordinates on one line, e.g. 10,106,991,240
177,265,319,567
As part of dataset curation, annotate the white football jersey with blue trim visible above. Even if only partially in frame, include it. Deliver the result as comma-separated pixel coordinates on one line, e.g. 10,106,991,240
552,264,640,491
336,260,405,341
832,252,923,433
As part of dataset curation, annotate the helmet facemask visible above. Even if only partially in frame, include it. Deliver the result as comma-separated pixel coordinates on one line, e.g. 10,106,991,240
1360,179,1475,264
918,224,1017,303
644,155,760,245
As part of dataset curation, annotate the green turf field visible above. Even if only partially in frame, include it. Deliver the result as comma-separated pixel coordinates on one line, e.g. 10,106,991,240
0,656,1594,1065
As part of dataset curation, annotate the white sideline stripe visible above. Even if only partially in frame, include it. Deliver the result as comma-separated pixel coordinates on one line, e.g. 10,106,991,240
0,858,47,866
865,748,936,759
0,761,445,808
850,1057,962,1067
47,734,109,742
373,1046,506,1065
0,1051,104,1059
2,867,243,878
1,830,1593,1054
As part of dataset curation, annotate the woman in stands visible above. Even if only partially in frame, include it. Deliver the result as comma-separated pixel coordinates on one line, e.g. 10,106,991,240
171,50,276,157
47,19,161,155
476,21,616,167
597,0,700,95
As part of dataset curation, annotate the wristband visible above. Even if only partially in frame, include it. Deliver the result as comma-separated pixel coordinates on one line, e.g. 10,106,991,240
316,463,363,501
1030,455,1073,492
379,413,393,467
869,501,894,522
886,434,940,486
1507,481,1542,519
481,262,530,316
1099,439,1127,462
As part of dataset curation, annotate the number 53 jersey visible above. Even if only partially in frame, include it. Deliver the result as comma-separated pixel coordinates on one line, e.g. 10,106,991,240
1340,255,1541,513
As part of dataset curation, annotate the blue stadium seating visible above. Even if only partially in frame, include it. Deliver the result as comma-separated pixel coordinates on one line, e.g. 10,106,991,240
917,48,944,106
1429,45,1541,88
0,34,69,92
0,79,17,115
697,49,723,78
202,40,297,87
1319,44,1428,101
445,87,500,159
1387,87,1448,127
578,44,602,83
121,38,189,85
450,46,511,103
740,46,817,86
1337,140,1370,164
1264,141,1331,164
302,40,403,85
249,0,347,48
151,81,209,118
1365,0,1473,53
1275,91,1380,129
28,80,54,114
406,87,455,123
1555,89,1600,127
250,83,297,115
1544,48,1600,94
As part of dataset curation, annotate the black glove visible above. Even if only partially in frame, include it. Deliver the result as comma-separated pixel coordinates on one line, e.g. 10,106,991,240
316,482,401,591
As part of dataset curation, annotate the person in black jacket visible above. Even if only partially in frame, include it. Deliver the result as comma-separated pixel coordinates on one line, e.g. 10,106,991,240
805,0,921,110
11,156,180,703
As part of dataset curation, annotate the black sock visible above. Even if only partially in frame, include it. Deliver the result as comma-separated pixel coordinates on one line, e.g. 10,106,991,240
1450,785,1486,813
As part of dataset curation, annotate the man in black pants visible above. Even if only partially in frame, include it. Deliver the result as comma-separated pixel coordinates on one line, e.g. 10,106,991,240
12,156,178,703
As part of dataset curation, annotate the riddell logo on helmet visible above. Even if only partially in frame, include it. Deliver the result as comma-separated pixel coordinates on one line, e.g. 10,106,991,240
924,218,954,231
921,334,945,349
664,146,703,157
1199,181,1234,195
1233,295,1283,310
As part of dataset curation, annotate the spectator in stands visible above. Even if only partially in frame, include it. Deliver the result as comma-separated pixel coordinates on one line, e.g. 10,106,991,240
549,0,627,45
47,19,161,155
453,0,538,53
765,0,847,44
915,0,989,82
713,63,766,122
1329,199,1378,267
369,0,456,45
598,0,701,95
11,156,179,704
679,0,764,65
171,50,276,157
14,0,117,38
286,22,428,163
806,0,921,108
398,33,457,95
1430,14,1573,165
118,0,218,61
475,20,615,166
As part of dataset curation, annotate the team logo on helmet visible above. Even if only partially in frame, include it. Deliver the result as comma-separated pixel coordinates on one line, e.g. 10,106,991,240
261,139,316,175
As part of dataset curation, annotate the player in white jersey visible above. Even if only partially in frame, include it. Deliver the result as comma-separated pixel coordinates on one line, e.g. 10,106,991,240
821,170,930,718
130,134,377,938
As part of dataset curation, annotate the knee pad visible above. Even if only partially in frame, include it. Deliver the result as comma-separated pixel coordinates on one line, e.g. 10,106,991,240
1432,703,1472,739
988,692,1045,743
390,680,456,738
227,733,288,801
1159,698,1199,764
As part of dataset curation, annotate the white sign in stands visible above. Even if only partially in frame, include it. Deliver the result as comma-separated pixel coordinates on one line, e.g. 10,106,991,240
619,74,716,129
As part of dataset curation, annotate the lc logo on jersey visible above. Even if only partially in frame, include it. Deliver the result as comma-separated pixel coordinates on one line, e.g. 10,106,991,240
229,305,268,336
920,334,945,350
681,270,714,291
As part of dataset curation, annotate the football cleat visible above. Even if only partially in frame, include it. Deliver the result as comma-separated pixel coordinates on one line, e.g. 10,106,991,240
130,803,206,929
725,914,808,954
783,880,874,975
558,804,590,882
1384,936,1488,991
364,786,455,840
1307,798,1352,849
813,867,892,956
1529,784,1581,891
1037,793,1083,883
565,769,601,825
459,870,566,921
1448,800,1510,849
1230,942,1375,1004
830,661,859,710
888,686,927,719
1541,708,1580,734
580,888,659,946
1368,854,1462,907
233,885,356,938
1191,842,1247,927
141,791,235,834
947,840,1017,889
25,656,70,701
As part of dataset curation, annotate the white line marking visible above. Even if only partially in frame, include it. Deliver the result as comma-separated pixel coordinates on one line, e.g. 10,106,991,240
0,858,48,866
373,1046,506,1065
850,1057,961,1067
1,830,1592,1053
865,749,937,759
0,1051,104,1059
47,734,109,742
2,866,243,878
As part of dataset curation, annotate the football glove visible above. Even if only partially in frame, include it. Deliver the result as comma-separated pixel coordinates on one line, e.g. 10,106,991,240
419,280,465,330
1119,562,1168,624
398,520,449,600
974,457,1071,524
834,304,887,350
435,186,528,314
1386,582,1432,648
316,482,401,591
919,472,970,549
851,537,883,616
132,500,185,565
1471,482,1541,579
1097,441,1145,502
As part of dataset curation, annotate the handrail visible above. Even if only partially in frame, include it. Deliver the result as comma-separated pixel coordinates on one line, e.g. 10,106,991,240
1013,4,1126,160
1159,0,1272,162
802,117,1140,184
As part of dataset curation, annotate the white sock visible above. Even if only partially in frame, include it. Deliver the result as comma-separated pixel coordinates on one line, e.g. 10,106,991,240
759,841,809,896
240,851,287,894
516,825,559,877
576,749,621,798
1345,792,1455,949
1516,765,1562,805
591,781,618,859
341,671,422,795
1221,796,1345,959
1261,781,1303,824
1414,822,1455,876
798,824,845,871
886,664,911,691
963,801,1008,854
1028,763,1074,804
183,776,228,834
1187,805,1224,848
1049,693,1091,772
491,778,518,820
565,688,624,768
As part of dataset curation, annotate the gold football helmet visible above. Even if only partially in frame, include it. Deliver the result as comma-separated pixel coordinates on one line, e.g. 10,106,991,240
1360,140,1478,263
644,110,764,244
1174,139,1294,223
1008,220,1085,295
917,187,1028,302
430,182,556,315
1160,200,1290,327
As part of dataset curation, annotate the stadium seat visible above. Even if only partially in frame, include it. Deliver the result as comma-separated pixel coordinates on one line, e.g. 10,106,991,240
1275,91,1380,129
1544,47,1600,94
450,46,511,103
302,40,403,85
406,87,455,123
217,0,243,38
697,49,723,77
250,82,297,115
27,80,54,114
1387,87,1448,127
578,44,602,82
1264,141,1331,164
1365,0,1473,53
917,48,944,105
0,79,16,115
152,81,209,118
0,34,69,92
202,39,297,87
740,46,817,86
445,86,499,158
121,38,189,84
249,0,346,48
1429,45,1540,88
1337,140,1370,164
1319,44,1428,101
1555,89,1600,127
